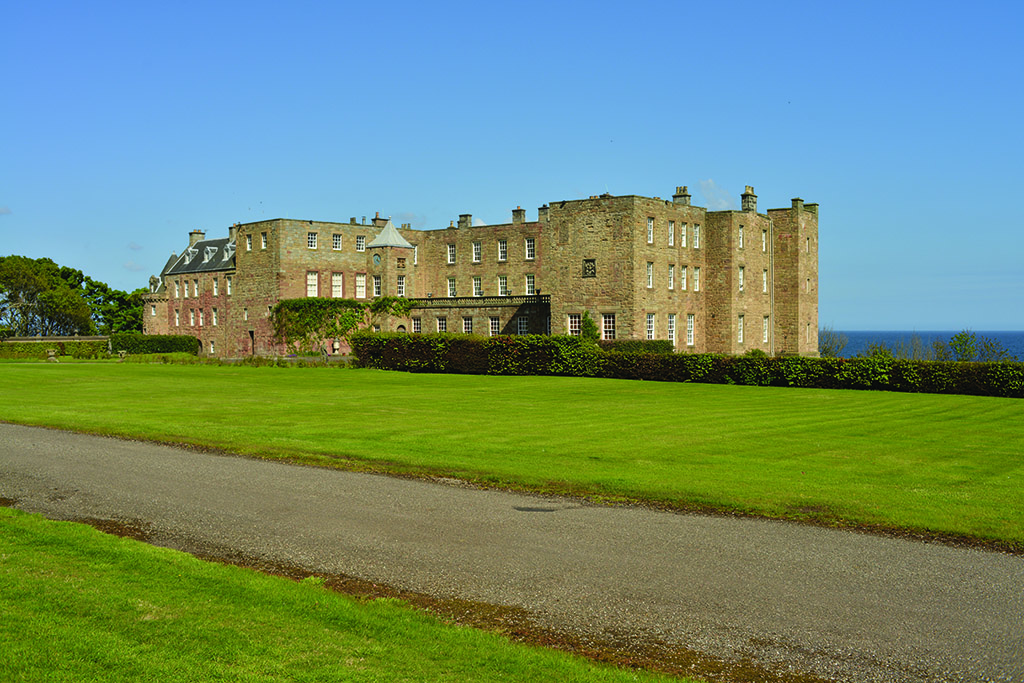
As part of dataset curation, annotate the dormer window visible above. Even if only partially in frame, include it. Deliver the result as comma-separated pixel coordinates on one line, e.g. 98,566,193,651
184,247,198,264
222,243,235,261
203,246,217,263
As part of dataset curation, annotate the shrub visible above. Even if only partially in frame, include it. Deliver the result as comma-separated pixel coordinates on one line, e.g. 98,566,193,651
109,333,199,355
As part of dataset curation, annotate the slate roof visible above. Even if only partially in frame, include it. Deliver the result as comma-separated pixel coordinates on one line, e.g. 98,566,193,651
367,218,414,249
163,238,236,276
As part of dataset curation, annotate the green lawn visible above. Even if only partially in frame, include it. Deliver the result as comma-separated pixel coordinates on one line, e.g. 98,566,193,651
0,506,675,682
1,363,1022,547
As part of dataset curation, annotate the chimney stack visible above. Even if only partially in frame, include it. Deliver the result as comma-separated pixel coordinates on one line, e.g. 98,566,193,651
792,198,804,213
189,229,205,246
672,186,691,205
741,186,757,213
538,204,549,222
512,206,526,224
457,214,472,229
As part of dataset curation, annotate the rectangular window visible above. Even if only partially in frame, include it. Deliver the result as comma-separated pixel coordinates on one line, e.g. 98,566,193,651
413,245,418,264
447,243,456,264
806,277,810,292
680,223,687,247
668,314,676,344
437,316,447,333
174,281,180,297
307,232,318,249
687,313,695,346
150,304,156,317
739,266,745,292
473,276,482,297
332,273,344,298
463,317,473,334
806,237,810,253
763,315,770,343
226,276,232,295
243,308,248,321
693,225,700,249
193,279,198,297
525,273,535,295
189,309,195,326
306,271,318,297
680,265,687,291
517,316,529,335
668,220,675,246
472,242,481,262
668,264,674,289
524,237,535,260
738,226,744,249
245,234,252,251
567,313,581,336
212,308,218,326
397,275,405,296
333,233,342,250
373,275,381,297
498,275,508,296
646,262,654,288
213,278,219,296
646,313,655,340
694,267,700,292
356,236,365,252
355,273,366,298
490,316,500,336
412,317,421,333
447,277,457,297
763,269,768,293
497,240,507,261
602,313,616,340
647,217,654,244
762,229,767,252
174,309,179,326
261,232,267,249
738,315,745,344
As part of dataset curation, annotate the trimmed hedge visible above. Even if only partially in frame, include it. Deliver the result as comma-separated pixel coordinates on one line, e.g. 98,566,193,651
350,333,1024,398
0,340,108,359
597,339,675,354
109,333,200,355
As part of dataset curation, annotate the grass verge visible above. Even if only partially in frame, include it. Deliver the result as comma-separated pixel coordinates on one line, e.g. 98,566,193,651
0,506,679,682
0,363,1021,549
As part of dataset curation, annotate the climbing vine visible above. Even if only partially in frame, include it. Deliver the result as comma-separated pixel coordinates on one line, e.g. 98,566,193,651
271,297,414,353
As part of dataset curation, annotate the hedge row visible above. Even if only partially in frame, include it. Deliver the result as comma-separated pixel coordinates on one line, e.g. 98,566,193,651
109,334,199,355
0,340,109,359
350,333,1024,398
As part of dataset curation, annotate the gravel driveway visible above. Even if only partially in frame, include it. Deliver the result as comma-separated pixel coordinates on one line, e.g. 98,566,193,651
1,423,1021,682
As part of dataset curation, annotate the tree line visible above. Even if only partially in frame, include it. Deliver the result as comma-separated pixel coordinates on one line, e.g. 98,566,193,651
0,255,145,338
819,327,1017,362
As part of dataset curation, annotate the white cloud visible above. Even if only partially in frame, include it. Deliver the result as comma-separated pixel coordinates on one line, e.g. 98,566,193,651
128,242,143,251
473,217,487,227
123,261,145,272
393,211,429,229
0,206,11,216
698,179,735,211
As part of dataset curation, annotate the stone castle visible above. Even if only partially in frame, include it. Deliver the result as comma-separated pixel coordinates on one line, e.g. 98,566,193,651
142,184,818,357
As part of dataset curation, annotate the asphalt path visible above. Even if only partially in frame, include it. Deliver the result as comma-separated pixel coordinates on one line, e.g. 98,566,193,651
1,422,1021,682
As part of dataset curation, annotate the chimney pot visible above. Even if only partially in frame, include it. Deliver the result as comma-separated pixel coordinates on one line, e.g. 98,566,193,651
672,186,691,205
741,186,758,213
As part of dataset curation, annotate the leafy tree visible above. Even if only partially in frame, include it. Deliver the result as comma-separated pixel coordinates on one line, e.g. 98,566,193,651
938,330,1016,362
0,256,96,336
0,255,142,336
580,310,600,343
818,325,848,358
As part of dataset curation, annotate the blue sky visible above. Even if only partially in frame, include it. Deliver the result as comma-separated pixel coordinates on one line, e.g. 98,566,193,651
3,0,1022,330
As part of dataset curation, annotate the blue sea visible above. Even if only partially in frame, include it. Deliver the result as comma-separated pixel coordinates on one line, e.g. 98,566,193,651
837,331,1024,360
